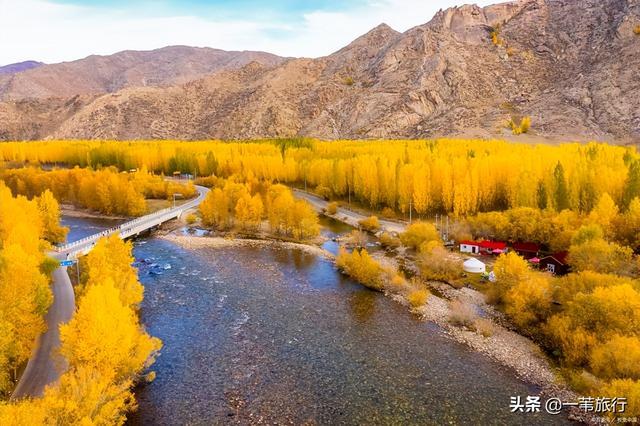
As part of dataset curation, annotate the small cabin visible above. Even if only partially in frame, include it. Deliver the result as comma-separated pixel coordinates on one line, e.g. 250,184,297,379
512,242,540,259
539,252,569,276
460,240,481,254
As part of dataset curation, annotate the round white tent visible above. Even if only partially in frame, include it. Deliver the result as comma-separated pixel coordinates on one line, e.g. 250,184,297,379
463,258,486,274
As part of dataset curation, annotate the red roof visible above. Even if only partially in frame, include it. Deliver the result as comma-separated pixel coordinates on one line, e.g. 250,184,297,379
479,240,507,250
542,251,568,264
460,240,480,246
512,242,540,252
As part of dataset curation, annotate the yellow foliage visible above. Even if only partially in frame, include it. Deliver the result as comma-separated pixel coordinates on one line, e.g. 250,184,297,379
504,274,553,329
358,215,380,232
407,288,430,308
82,235,143,308
0,139,636,217
490,252,531,304
568,238,634,275
600,379,640,416
400,222,440,251
508,116,531,135
634,25,640,35
417,245,460,282
336,247,384,291
590,335,640,380
0,183,52,395
326,201,338,215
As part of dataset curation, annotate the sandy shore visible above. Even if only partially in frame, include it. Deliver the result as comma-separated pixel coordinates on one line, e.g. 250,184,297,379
161,233,335,260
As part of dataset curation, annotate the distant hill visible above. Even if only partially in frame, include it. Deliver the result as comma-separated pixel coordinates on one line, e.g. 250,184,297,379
0,46,285,100
0,61,44,76
0,0,639,142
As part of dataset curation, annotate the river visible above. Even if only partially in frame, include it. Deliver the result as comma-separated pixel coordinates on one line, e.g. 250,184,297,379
62,216,570,425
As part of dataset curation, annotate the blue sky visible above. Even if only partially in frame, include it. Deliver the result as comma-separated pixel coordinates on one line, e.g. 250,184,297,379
0,0,502,65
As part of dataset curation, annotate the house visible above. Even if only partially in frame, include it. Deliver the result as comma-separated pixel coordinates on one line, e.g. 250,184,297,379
478,240,507,255
512,242,540,259
539,252,570,276
460,240,481,254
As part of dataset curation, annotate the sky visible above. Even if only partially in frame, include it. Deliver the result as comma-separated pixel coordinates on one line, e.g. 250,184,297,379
0,0,501,66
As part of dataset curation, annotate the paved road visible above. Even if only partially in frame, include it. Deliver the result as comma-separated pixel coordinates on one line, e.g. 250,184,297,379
292,188,407,234
11,185,209,400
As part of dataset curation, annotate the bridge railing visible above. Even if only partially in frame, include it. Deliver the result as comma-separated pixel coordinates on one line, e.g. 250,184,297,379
55,190,203,253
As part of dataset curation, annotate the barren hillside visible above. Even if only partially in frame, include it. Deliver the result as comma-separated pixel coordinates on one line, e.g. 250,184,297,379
1,0,638,142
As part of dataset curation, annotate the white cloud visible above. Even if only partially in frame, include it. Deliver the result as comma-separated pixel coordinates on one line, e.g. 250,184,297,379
0,0,503,65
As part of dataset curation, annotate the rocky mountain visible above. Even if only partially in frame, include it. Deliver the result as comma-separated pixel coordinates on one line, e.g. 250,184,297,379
0,46,285,101
0,61,44,76
1,0,639,142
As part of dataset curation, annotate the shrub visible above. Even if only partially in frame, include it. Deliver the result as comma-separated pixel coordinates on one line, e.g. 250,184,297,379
335,247,384,291
326,201,338,215
418,245,460,282
400,222,440,250
634,25,640,35
508,116,531,135
489,24,503,46
381,207,395,218
315,185,332,200
185,213,197,225
349,229,368,248
343,76,355,86
379,232,401,250
474,318,495,337
387,274,409,294
359,215,380,232
600,379,640,416
590,335,640,380
407,288,430,308
448,300,477,327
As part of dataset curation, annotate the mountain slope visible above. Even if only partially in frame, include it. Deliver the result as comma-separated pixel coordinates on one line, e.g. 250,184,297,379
0,61,44,76
0,46,285,101
1,0,639,142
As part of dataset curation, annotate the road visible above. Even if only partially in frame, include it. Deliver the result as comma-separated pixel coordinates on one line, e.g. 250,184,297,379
292,188,407,234
11,185,209,400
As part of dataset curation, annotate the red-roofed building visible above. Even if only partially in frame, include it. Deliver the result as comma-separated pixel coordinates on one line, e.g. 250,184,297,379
512,242,540,259
539,252,569,275
460,240,481,254
478,240,507,254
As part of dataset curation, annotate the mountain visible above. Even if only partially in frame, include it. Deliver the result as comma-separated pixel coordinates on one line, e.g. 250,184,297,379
1,0,639,142
0,61,44,76
0,46,285,101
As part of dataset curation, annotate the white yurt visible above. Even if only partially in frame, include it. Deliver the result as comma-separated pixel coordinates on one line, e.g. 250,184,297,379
463,258,486,274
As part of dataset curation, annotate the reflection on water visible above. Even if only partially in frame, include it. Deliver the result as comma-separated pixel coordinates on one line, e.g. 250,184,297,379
61,216,568,425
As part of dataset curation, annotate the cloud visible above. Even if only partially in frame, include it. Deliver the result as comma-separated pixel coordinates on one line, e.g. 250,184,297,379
0,0,503,65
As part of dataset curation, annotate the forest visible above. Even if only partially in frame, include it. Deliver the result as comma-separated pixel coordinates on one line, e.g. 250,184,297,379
1,137,640,418
1,139,638,217
0,182,161,423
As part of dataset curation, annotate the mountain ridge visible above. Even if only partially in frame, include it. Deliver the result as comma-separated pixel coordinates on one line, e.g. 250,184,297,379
1,0,639,142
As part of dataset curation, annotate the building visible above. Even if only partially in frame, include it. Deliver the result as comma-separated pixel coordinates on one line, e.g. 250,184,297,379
512,242,540,259
460,240,481,254
463,258,486,274
539,252,569,275
478,240,507,255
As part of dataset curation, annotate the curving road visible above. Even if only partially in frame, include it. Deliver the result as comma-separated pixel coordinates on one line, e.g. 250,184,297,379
11,185,209,400
292,188,407,234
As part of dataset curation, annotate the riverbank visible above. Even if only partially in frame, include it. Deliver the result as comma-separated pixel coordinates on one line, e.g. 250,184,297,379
161,233,334,260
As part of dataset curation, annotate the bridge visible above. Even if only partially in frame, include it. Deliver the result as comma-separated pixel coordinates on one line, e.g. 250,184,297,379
11,184,209,400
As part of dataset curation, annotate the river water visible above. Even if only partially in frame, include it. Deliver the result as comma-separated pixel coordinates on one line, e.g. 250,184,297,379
63,216,570,425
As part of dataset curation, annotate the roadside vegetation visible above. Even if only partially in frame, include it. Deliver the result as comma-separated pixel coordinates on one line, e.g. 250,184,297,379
0,166,195,217
0,210,161,424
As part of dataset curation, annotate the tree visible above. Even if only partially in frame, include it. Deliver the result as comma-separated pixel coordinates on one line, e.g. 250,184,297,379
36,190,68,244
60,279,161,383
623,160,640,209
568,238,634,275
504,274,553,330
399,222,440,251
553,162,570,211
588,193,618,235
335,247,384,291
82,235,143,308
490,252,531,304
